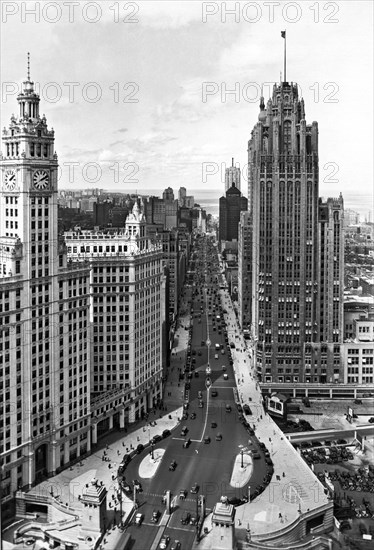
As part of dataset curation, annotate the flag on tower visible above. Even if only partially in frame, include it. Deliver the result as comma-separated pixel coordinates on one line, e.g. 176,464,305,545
281,31,286,38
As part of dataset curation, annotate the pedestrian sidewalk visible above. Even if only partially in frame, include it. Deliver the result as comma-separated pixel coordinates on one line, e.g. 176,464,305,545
17,297,192,549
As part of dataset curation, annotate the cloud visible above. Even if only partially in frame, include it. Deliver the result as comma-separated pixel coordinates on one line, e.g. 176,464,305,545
110,139,127,147
139,1,202,29
126,132,177,154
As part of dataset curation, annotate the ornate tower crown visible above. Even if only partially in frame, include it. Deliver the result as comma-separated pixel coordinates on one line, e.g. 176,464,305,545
17,52,41,123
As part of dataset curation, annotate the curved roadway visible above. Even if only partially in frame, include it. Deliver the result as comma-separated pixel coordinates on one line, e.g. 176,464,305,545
123,234,271,550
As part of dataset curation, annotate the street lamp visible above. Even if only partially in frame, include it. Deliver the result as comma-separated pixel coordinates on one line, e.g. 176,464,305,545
241,449,244,469
151,442,154,460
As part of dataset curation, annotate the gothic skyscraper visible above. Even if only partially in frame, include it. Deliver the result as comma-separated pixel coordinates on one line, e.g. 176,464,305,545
244,81,344,384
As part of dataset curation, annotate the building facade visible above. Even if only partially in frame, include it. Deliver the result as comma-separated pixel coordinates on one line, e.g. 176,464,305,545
64,201,165,430
238,211,253,333
246,82,344,383
0,68,91,519
342,311,374,384
219,185,248,244
225,157,241,192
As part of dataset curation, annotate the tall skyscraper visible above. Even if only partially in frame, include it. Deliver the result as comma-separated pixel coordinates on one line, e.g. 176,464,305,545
225,158,241,192
219,185,248,243
0,61,91,518
246,82,344,383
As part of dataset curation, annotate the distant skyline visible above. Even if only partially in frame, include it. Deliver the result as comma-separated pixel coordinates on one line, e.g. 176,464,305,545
1,1,373,219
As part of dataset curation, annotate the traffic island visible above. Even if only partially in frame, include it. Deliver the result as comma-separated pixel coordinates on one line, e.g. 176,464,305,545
230,452,253,488
138,449,165,479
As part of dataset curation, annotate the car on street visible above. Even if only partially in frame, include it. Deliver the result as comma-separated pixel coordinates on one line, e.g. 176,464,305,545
183,438,191,448
121,454,131,466
198,391,203,399
223,373,228,380
190,513,198,525
170,542,181,550
204,436,211,444
133,479,142,491
211,390,218,397
252,451,261,459
215,433,222,441
121,481,132,493
190,412,196,419
180,426,188,436
159,535,170,549
151,510,161,523
211,421,217,428
194,371,199,377
169,460,177,471
181,512,191,524
225,404,232,412
179,489,187,499
215,353,219,359
191,482,199,493
199,400,204,408
135,512,144,525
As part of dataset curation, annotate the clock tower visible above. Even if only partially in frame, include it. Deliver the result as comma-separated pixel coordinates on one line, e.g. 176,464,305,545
0,57,91,512
1,53,58,278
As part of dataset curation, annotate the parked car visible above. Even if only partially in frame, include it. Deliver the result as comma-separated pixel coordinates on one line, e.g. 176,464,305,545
243,404,252,415
151,434,162,444
136,444,144,454
170,542,181,550
162,429,171,438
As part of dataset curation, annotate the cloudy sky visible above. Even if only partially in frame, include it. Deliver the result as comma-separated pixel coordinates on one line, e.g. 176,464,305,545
1,1,373,217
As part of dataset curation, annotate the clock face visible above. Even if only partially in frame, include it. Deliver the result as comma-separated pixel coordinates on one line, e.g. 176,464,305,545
3,170,17,191
33,170,49,189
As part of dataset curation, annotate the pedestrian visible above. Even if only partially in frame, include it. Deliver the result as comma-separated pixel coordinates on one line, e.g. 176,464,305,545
282,472,285,477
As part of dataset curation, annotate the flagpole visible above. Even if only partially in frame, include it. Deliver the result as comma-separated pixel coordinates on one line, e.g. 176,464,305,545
284,32,286,82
